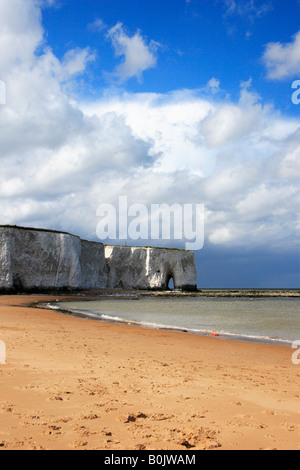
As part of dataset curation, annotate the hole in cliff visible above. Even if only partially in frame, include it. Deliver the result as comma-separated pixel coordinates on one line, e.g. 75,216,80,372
167,275,174,291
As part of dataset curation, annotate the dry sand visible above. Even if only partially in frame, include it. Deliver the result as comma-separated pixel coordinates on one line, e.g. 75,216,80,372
0,294,299,451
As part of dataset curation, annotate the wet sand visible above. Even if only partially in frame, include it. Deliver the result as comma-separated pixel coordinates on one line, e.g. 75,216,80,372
0,295,299,450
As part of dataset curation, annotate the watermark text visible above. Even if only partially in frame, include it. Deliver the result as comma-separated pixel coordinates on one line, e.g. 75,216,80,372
103,453,197,467
96,196,205,250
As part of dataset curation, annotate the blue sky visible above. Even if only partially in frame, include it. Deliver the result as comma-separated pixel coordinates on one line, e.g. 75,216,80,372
0,0,300,287
41,0,300,112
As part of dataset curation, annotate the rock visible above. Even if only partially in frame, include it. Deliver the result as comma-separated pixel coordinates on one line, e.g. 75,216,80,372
80,239,107,289
0,226,197,292
105,245,197,291
0,226,107,291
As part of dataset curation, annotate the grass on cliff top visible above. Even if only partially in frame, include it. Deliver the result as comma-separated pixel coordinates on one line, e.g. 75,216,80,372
105,244,187,251
0,224,76,237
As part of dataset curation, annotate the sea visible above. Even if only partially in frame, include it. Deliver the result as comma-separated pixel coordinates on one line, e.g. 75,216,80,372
54,294,300,347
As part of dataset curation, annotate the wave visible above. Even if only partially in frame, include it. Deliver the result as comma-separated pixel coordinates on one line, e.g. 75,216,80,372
99,313,293,346
47,303,293,347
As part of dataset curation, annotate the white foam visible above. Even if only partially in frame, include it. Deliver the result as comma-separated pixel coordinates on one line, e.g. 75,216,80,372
50,300,296,347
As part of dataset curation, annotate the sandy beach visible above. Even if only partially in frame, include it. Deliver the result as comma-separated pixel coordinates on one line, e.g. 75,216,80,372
0,294,299,451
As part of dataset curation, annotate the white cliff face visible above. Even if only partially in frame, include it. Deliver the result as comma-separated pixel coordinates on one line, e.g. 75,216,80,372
0,228,12,289
105,246,197,291
0,227,107,291
146,247,197,290
80,240,107,289
0,226,197,292
105,246,149,290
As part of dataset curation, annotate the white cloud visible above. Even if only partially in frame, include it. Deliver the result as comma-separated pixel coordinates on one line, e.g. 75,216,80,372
0,0,44,71
223,0,237,16
276,129,300,179
82,91,214,175
207,77,220,94
88,18,107,33
62,48,96,77
200,81,266,148
262,30,300,80
221,0,272,38
106,22,160,83
236,183,297,220
209,226,235,244
0,0,299,254
223,0,272,19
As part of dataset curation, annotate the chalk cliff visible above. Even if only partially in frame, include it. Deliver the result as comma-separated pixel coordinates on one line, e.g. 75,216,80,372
0,226,107,292
80,239,107,289
105,245,197,291
0,226,197,292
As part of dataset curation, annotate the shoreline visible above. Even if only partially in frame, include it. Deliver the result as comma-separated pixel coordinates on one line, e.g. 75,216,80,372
1,287,299,298
0,294,299,450
42,300,295,349
33,287,299,349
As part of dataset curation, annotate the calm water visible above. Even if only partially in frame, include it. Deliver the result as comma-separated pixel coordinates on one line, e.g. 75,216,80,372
55,297,300,346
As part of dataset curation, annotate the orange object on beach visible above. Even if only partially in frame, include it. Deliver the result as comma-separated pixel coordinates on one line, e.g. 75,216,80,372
210,333,219,337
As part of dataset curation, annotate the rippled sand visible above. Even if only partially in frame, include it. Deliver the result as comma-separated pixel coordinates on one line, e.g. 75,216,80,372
0,294,299,450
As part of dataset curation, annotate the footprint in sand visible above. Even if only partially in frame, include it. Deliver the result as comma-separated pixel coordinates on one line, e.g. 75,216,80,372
124,412,148,423
172,427,222,450
70,441,88,448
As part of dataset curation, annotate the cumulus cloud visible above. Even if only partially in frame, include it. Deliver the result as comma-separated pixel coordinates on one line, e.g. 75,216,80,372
262,30,300,80
200,80,266,148
81,85,300,252
62,48,96,77
0,0,152,233
106,22,160,83
275,128,300,179
0,0,299,255
0,0,43,71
